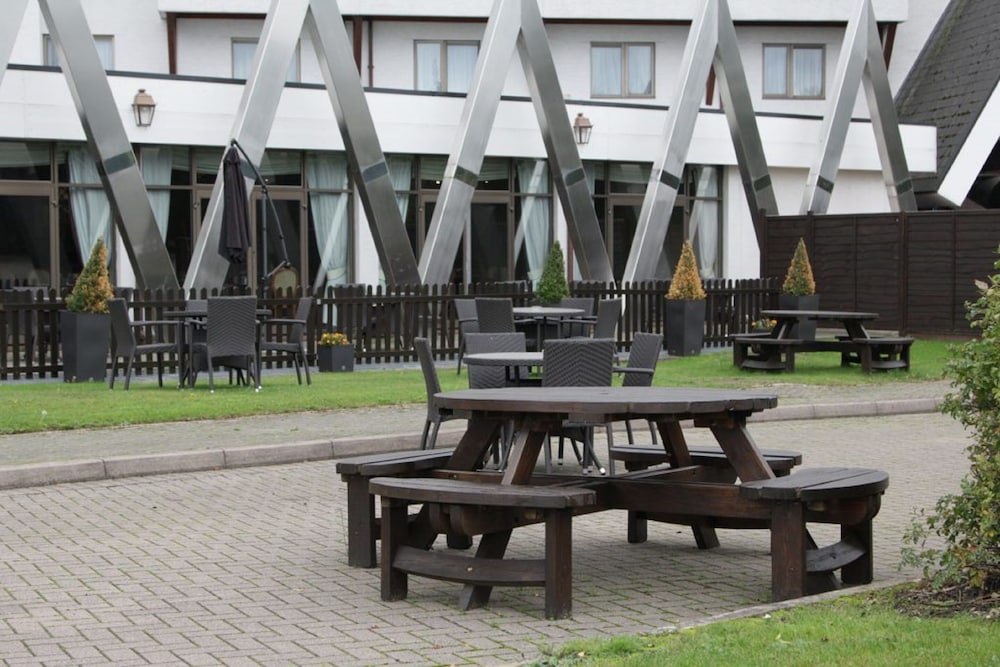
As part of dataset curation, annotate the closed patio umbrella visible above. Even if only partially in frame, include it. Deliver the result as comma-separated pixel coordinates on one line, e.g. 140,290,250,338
219,145,252,285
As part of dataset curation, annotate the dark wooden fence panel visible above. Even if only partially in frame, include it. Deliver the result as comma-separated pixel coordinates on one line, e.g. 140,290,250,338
3,279,778,379
763,210,1000,336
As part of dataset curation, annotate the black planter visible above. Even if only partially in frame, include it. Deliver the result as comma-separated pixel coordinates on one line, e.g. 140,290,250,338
778,293,820,340
665,299,706,356
318,345,354,372
60,311,110,382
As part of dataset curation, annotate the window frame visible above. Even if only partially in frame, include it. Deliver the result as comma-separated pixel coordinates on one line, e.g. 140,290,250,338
231,38,300,83
589,42,655,99
762,43,825,100
43,34,114,69
413,40,480,93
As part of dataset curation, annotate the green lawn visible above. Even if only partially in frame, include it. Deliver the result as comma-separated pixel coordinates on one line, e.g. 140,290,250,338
0,338,952,434
534,589,997,666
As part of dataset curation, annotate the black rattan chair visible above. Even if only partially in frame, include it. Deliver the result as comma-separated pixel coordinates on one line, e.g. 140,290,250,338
542,337,615,474
414,337,464,450
108,297,182,390
261,296,314,385
189,296,260,392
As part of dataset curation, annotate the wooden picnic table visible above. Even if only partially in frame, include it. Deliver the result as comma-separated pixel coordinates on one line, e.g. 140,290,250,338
365,386,889,616
734,310,913,373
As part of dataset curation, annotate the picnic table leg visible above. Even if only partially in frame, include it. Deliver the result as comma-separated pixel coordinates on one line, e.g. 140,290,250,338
656,419,720,549
457,529,513,610
769,500,807,601
545,508,574,619
380,496,410,601
345,476,377,567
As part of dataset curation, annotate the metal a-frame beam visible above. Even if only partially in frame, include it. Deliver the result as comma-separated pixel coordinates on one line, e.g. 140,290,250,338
34,0,179,290
800,0,916,214
622,0,777,285
0,0,29,78
186,0,421,291
418,0,613,286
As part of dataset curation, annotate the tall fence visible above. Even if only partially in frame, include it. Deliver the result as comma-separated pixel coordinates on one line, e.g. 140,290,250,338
1,279,778,381
762,210,1000,335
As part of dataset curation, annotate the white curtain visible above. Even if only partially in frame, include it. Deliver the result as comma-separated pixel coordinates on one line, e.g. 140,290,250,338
627,44,652,95
591,46,621,96
763,46,787,96
415,42,441,91
446,43,479,93
140,146,172,239
306,153,350,292
514,160,550,285
68,147,113,264
385,155,413,289
691,166,720,279
793,48,823,97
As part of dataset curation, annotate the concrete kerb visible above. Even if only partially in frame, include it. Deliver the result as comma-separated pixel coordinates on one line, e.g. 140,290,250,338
0,398,939,491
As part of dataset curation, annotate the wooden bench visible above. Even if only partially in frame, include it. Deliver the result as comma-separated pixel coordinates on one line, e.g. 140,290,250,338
739,467,889,601
336,449,455,567
840,336,914,373
732,334,801,371
369,476,597,619
609,445,802,478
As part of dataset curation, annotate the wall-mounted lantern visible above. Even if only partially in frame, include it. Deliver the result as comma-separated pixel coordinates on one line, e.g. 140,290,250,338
132,88,156,127
573,112,593,145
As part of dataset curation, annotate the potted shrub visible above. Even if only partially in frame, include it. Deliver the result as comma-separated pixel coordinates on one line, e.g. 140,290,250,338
317,331,354,372
778,237,819,340
61,238,114,382
534,240,570,305
665,240,706,356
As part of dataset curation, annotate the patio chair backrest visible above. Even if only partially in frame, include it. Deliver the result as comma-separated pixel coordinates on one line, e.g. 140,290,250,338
465,332,527,389
108,298,137,357
621,332,662,387
591,299,622,340
542,338,615,388
559,296,595,338
413,337,441,415
475,297,516,333
206,296,258,358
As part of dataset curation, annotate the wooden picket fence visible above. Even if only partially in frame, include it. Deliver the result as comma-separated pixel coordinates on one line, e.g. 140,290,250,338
1,278,778,380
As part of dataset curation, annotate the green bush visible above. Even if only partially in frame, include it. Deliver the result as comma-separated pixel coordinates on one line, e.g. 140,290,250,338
535,240,569,305
902,251,1000,593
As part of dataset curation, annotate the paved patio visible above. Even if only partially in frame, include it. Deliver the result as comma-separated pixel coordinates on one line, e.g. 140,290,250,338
0,406,970,665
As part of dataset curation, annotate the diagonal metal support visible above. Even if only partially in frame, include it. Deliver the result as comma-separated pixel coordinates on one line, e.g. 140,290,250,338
38,0,179,290
306,0,421,286
187,0,420,291
187,0,308,291
0,0,30,80
419,0,612,286
622,0,776,284
800,0,916,214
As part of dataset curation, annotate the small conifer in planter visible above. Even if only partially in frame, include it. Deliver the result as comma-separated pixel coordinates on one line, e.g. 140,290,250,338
779,237,819,340
534,240,569,305
665,240,706,356
61,239,115,382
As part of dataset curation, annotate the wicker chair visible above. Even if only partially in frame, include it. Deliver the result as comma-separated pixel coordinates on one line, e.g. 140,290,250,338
454,298,479,374
189,296,260,392
260,296,314,385
542,337,615,474
414,337,464,450
606,332,663,473
108,298,182,390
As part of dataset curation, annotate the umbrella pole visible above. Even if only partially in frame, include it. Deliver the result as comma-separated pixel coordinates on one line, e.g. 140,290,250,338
229,139,292,296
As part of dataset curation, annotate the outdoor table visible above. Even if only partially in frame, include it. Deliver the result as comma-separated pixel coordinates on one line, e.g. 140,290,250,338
379,386,781,614
462,350,543,385
760,309,879,341
164,304,271,387
512,305,583,350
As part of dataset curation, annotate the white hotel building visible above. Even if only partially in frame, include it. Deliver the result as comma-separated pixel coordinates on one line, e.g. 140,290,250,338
0,1,947,292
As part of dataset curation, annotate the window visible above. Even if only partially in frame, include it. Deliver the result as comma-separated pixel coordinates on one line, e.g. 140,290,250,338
763,44,824,98
44,35,113,69
590,43,654,98
414,41,479,93
232,39,300,83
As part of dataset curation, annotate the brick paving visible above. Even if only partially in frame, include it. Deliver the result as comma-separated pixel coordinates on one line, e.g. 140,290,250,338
0,386,972,665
